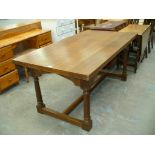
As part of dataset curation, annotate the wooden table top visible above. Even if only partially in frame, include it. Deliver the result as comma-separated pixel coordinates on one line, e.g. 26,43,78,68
0,29,50,48
119,24,150,36
108,19,128,21
85,20,127,31
13,30,137,81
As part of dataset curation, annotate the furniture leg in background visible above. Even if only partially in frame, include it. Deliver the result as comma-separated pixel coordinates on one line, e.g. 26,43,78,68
122,49,128,81
24,67,29,82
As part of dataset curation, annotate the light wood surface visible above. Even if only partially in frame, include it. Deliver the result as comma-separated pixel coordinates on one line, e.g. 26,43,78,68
119,24,150,35
0,59,15,76
0,20,41,40
0,69,19,93
0,20,52,92
120,24,151,60
0,29,51,48
0,46,13,62
13,30,137,80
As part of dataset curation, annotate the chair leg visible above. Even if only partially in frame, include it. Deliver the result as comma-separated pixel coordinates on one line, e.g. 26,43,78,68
151,35,154,48
116,55,120,69
134,49,139,73
134,62,137,73
25,67,29,82
145,47,148,58
148,40,151,53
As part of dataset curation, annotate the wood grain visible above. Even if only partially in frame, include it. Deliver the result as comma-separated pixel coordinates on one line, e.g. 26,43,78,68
0,69,19,93
13,30,137,80
0,46,13,62
0,59,15,76
14,29,137,130
0,20,52,92
0,29,51,48
119,24,150,35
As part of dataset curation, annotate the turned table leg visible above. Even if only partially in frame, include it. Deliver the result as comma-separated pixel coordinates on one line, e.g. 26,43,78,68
82,88,92,131
31,70,45,113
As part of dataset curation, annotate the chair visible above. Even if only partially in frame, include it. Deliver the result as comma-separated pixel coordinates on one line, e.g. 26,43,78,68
120,19,145,72
128,39,141,73
126,20,140,72
128,19,139,24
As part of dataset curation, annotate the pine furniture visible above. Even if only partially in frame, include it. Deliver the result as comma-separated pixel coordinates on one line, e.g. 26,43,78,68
0,20,52,93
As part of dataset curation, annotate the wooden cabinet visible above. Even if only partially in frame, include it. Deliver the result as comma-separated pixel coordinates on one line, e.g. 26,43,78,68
0,59,16,76
0,46,13,62
0,45,19,93
26,31,52,48
0,70,19,93
37,31,52,47
0,20,52,93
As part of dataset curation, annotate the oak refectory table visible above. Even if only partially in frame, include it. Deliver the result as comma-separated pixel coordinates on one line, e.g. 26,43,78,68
13,30,137,131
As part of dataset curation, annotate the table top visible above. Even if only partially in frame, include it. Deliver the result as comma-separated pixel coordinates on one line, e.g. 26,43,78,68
0,29,50,48
108,19,128,21
119,24,150,36
13,30,137,81
85,20,127,31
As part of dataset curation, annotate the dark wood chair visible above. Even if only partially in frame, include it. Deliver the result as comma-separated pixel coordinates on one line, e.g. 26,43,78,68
126,19,140,73
128,19,139,24
127,19,151,73
128,39,141,73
